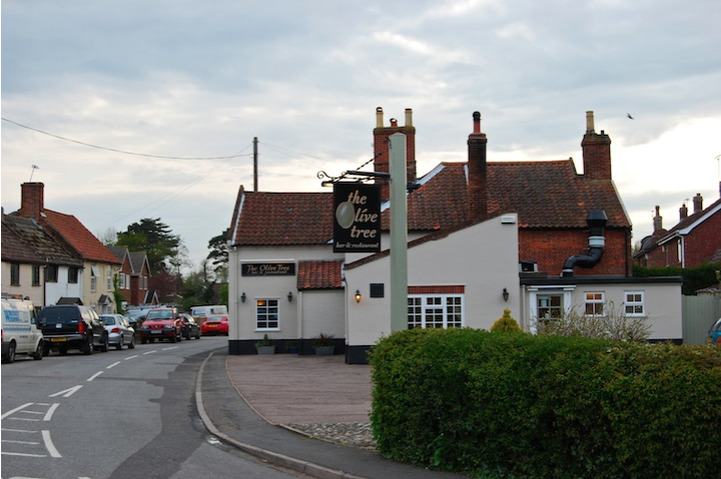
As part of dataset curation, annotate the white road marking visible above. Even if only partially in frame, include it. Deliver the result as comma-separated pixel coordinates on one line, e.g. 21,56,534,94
42,430,61,457
1,403,33,419
87,371,104,382
43,403,60,421
49,385,83,398
106,361,121,369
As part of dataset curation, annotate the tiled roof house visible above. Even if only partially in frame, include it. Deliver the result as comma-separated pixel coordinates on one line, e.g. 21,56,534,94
634,191,721,268
228,108,681,362
109,246,152,307
12,182,122,312
1,212,83,306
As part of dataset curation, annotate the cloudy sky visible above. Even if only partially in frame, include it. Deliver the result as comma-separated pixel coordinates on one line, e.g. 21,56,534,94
3,0,720,269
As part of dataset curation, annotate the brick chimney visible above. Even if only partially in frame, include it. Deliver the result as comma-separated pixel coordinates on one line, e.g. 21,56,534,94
581,111,612,180
467,111,488,222
373,107,416,201
692,193,703,214
679,202,688,220
653,205,663,233
19,182,45,220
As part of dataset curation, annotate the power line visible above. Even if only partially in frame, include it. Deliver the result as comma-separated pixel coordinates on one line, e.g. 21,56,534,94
1,117,252,160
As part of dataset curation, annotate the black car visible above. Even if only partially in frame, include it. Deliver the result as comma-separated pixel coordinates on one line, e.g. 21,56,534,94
39,305,108,355
181,313,201,340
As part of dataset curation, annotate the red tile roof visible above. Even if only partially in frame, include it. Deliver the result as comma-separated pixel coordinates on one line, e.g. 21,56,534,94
297,260,344,290
231,159,630,246
41,209,121,264
230,189,334,246
2,214,82,266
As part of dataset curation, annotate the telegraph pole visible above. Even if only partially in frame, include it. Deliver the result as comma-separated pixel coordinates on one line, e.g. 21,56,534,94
253,136,259,191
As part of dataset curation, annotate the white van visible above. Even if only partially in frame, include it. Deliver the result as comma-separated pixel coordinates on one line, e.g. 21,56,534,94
2,297,44,363
190,305,228,326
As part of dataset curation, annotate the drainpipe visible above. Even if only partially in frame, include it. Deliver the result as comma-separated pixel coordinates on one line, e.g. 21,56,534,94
561,210,608,277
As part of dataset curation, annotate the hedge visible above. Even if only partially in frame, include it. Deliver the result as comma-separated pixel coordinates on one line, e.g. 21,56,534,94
369,328,721,478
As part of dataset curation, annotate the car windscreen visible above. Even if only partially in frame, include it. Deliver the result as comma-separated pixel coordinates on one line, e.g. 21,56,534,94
39,306,81,324
146,311,173,320
207,315,225,322
100,316,116,325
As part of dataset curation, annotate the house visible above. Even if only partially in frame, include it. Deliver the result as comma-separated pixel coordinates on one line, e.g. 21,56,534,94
634,190,721,268
228,108,682,363
109,246,152,307
1,211,84,307
12,182,122,312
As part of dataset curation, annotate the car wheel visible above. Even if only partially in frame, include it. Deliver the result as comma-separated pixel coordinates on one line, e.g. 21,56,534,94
128,337,135,349
42,343,51,356
100,335,109,352
116,337,123,350
32,341,43,360
3,341,16,363
83,336,93,355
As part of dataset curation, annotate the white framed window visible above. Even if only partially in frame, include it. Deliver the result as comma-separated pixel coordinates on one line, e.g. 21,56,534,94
118,273,126,289
90,264,98,292
537,294,564,320
256,298,279,330
407,294,464,329
584,291,605,316
106,266,113,291
624,291,645,316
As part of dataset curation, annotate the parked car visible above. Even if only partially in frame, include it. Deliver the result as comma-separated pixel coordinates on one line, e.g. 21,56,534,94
180,313,201,340
1,297,44,363
708,318,721,345
201,314,229,336
100,314,136,350
138,307,182,344
38,304,108,355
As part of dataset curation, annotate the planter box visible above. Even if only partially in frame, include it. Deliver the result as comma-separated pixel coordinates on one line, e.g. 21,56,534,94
257,345,276,355
314,345,335,356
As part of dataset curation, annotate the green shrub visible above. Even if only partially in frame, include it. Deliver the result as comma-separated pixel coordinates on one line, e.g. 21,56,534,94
369,329,721,478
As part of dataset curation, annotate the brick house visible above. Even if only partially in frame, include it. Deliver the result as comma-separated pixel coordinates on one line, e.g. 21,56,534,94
109,246,152,307
634,190,721,268
228,109,681,362
12,182,122,312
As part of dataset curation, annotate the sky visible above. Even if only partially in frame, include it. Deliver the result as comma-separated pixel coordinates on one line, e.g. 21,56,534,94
2,0,720,271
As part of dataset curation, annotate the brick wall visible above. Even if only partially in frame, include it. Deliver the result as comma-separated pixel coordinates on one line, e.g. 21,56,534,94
684,210,721,267
520,228,630,276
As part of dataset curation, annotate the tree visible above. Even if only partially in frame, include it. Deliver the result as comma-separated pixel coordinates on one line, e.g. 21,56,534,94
116,218,181,273
206,228,229,282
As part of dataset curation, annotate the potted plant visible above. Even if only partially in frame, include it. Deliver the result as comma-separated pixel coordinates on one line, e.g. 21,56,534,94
313,333,335,355
256,334,276,354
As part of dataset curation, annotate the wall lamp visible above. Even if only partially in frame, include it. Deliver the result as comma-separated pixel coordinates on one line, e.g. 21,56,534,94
354,290,362,303
288,291,294,302
241,292,246,303
502,288,509,302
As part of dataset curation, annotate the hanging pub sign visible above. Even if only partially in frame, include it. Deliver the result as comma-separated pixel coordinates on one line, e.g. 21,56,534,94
333,182,381,253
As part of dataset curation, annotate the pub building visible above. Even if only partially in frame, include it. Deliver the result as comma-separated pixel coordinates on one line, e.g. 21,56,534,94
227,108,682,363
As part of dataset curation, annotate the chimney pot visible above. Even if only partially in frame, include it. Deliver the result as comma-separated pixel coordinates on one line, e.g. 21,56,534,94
586,111,595,132
390,118,398,127
405,108,413,127
376,107,383,128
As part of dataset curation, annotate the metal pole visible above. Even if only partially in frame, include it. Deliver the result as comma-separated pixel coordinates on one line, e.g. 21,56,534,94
389,133,408,332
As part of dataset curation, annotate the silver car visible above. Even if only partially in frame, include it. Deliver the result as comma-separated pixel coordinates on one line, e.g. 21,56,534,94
100,314,136,350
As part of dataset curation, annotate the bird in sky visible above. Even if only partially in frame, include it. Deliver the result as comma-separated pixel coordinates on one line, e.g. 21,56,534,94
627,113,634,119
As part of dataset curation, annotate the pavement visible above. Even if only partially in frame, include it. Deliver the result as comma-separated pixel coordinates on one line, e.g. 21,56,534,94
196,349,467,479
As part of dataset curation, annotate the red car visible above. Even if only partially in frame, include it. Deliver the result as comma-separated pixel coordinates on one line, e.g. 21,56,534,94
201,314,229,336
138,308,183,343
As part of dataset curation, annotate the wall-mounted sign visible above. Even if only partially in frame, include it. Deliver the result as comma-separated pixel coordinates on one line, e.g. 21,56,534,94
242,262,296,276
333,183,381,253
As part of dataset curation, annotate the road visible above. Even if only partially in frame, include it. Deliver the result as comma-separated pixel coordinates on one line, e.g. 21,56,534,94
1,335,309,479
